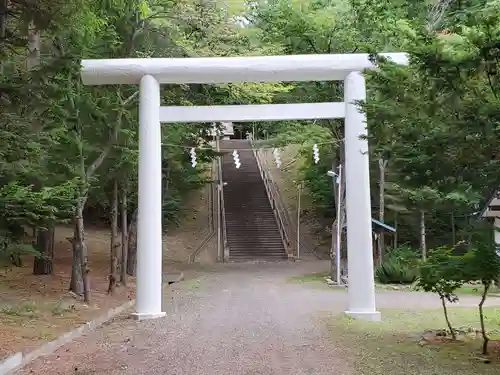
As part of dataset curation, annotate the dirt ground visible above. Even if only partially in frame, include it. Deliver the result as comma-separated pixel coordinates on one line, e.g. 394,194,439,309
164,179,216,264
0,183,215,361
0,227,135,361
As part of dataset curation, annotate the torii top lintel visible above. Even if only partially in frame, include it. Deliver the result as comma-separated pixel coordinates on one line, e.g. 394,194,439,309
80,53,409,86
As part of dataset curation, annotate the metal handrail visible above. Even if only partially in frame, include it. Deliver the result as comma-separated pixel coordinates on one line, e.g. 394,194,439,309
188,162,216,263
254,147,313,259
268,172,290,245
217,139,228,259
265,161,293,244
251,142,291,254
258,149,291,223
220,177,228,254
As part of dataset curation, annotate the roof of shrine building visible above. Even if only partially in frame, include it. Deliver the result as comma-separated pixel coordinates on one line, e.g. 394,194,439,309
480,189,500,218
371,218,396,233
208,122,234,137
339,218,396,233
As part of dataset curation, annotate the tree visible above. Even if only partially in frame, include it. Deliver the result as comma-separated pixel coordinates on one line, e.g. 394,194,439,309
460,223,500,355
0,182,77,266
248,0,500,258
363,2,500,251
417,246,464,340
1,0,285,301
247,0,431,259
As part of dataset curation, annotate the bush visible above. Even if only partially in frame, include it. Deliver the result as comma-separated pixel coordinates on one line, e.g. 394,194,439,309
375,246,420,284
375,258,419,284
0,228,39,267
387,246,420,266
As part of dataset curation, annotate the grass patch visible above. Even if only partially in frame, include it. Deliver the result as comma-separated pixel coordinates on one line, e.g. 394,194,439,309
166,277,203,294
180,278,202,290
375,283,415,291
343,307,500,333
456,285,500,297
50,299,77,316
290,273,500,300
326,307,500,375
289,272,329,284
1,298,80,320
0,301,38,317
288,272,339,291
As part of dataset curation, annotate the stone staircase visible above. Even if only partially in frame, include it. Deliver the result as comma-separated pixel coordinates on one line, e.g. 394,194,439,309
221,139,288,261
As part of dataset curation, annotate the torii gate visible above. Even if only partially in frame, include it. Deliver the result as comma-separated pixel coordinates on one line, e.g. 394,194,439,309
81,53,408,321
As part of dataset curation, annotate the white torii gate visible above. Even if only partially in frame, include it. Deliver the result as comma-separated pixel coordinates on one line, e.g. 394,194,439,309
81,53,408,321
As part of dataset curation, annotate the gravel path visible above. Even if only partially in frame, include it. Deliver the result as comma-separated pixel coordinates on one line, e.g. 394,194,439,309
16,260,500,375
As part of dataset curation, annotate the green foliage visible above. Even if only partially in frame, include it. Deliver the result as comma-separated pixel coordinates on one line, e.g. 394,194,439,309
416,245,464,338
0,228,40,267
240,0,500,254
375,259,419,284
1,0,499,291
465,246,500,285
459,223,500,285
0,0,287,238
417,246,464,302
364,2,500,247
387,245,420,266
0,179,76,266
417,228,500,352
375,246,420,284
0,181,77,229
0,0,295,278
460,235,500,354
302,3,498,251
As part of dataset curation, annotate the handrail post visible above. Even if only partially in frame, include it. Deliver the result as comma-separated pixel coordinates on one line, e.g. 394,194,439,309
217,135,229,262
215,135,223,262
296,182,302,259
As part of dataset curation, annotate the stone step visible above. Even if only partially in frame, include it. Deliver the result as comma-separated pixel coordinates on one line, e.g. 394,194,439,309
221,139,287,260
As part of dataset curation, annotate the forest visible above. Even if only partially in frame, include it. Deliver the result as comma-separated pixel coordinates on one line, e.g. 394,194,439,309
1,0,500,311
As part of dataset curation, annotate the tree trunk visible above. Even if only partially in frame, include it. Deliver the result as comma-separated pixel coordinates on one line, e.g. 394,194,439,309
420,210,427,261
69,229,84,296
163,158,170,199
330,156,338,280
108,179,120,294
338,140,347,277
338,206,347,277
26,19,40,71
440,295,456,340
427,0,453,32
378,159,388,264
120,182,129,285
69,203,90,302
479,283,490,355
331,178,347,280
66,89,136,298
394,212,399,248
127,209,138,276
0,0,6,41
26,17,54,274
330,217,338,281
33,227,55,275
451,211,456,245
0,0,5,77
